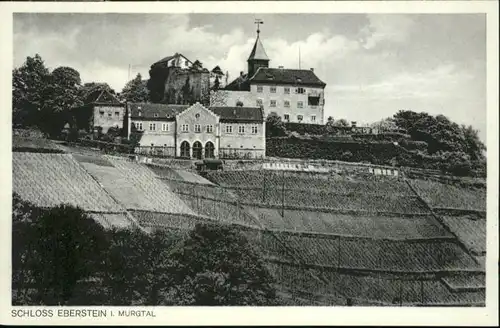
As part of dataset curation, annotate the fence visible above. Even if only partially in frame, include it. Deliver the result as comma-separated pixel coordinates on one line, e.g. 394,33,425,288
219,148,265,160
135,146,176,158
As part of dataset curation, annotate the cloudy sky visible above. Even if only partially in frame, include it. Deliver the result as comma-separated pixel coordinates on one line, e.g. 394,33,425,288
14,13,486,140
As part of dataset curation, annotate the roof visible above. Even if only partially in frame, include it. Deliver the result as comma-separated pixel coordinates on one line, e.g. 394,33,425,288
212,66,224,75
223,73,251,91
128,103,189,119
153,53,192,66
248,35,270,62
85,89,122,106
154,55,174,65
250,67,326,87
210,106,264,123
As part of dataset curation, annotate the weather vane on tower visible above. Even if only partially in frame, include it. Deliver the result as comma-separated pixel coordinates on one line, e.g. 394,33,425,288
255,19,264,35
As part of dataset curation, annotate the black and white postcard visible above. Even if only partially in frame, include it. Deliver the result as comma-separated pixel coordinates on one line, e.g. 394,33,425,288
1,1,498,326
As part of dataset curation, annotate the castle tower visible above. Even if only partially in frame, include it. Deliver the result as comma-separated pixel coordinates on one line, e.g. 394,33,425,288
247,20,270,78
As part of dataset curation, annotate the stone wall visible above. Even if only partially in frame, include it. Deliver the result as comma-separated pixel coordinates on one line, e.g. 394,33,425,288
221,157,401,177
164,68,210,106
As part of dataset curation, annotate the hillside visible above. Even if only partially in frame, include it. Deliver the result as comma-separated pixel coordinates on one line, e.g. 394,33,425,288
12,148,487,306
203,170,486,306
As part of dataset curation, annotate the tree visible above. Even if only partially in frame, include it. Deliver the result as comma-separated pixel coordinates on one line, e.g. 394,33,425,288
12,54,51,127
168,223,278,305
29,205,108,305
213,75,220,91
266,112,287,137
331,119,350,127
121,73,149,103
39,66,83,137
370,118,398,131
210,90,229,107
392,110,486,158
181,76,192,105
12,193,45,305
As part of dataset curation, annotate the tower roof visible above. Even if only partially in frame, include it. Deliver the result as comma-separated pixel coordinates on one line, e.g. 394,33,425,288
247,34,269,62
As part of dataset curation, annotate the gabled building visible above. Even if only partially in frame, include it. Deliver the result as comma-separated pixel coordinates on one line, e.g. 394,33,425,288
127,102,265,159
72,89,125,134
211,27,327,124
153,52,193,69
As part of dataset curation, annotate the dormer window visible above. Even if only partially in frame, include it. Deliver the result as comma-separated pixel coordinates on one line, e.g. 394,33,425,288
138,111,142,117
154,113,159,118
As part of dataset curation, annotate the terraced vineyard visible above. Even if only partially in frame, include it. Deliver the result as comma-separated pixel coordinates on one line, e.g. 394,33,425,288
247,208,451,239
204,169,486,306
13,153,123,213
409,179,486,211
12,149,487,306
76,155,195,215
267,263,485,306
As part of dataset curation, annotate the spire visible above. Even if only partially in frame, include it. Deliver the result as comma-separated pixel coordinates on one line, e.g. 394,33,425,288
248,19,269,62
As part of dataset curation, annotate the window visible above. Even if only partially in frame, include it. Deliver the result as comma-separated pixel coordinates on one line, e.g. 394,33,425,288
182,124,189,132
149,123,156,131
296,87,305,94
311,115,316,122
270,100,277,107
115,111,120,117
206,125,213,133
195,113,200,119
256,99,263,107
108,113,112,117
270,86,277,93
99,110,104,117
238,125,245,134
257,85,263,93
226,125,233,133
134,122,143,131
162,123,169,132
252,126,258,134
284,114,290,122
297,101,304,108
194,124,201,133
308,96,320,106
284,87,290,94
284,100,290,108
297,115,303,122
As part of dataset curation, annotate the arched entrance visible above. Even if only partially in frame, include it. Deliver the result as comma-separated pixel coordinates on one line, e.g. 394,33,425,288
192,141,203,159
205,141,215,158
180,141,190,158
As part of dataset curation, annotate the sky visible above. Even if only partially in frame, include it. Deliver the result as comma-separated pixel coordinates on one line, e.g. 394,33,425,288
13,13,487,141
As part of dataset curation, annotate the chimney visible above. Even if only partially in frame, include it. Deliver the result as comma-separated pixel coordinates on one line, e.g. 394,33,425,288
351,121,357,127
310,68,314,72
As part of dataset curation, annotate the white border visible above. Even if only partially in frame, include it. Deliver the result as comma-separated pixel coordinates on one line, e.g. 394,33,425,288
1,1,498,326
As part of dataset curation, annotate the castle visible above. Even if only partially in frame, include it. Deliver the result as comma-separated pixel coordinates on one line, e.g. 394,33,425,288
148,24,327,125
147,53,227,106
211,25,327,125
